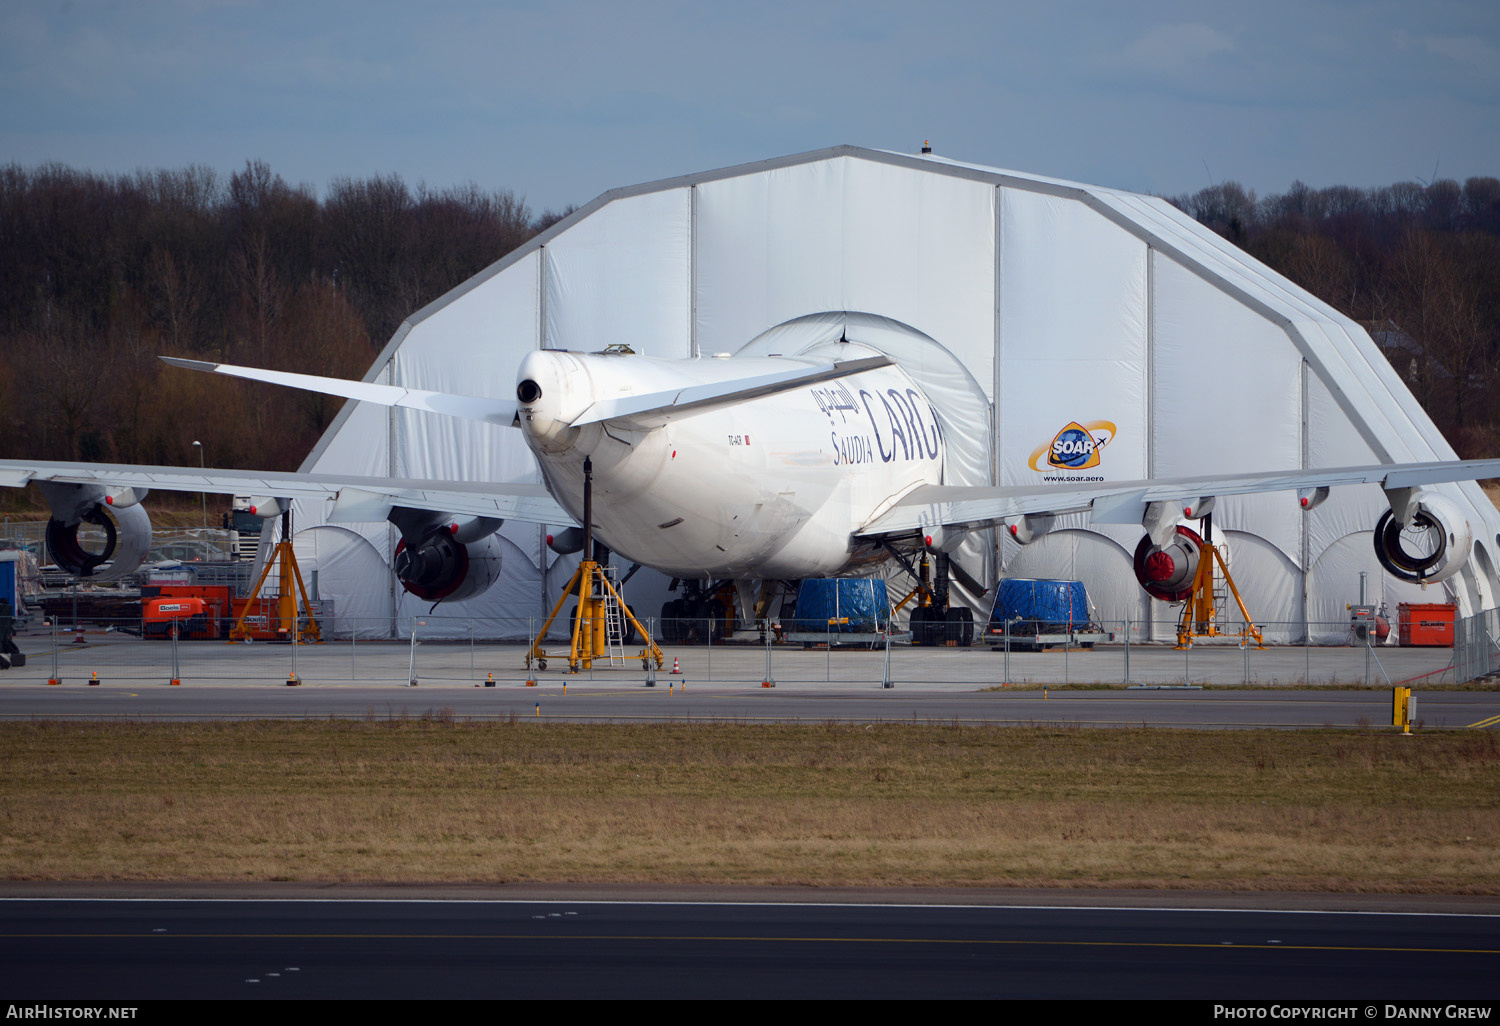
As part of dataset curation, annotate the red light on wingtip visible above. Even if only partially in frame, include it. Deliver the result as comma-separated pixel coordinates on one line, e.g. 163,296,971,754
924,534,933,548
546,534,554,546
1008,524,1018,536
104,495,113,505
449,523,459,534
1299,497,1309,507
248,506,257,516
1183,506,1192,518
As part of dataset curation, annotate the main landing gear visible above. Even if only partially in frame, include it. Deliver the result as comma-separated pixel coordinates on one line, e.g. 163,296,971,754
889,547,975,647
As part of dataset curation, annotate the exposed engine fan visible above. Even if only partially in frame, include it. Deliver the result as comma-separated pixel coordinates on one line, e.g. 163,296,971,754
390,512,505,604
1372,493,1473,585
1131,524,1205,603
37,483,153,580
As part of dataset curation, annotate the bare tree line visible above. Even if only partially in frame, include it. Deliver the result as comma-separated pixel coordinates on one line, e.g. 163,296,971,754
0,160,571,486
1169,176,1500,457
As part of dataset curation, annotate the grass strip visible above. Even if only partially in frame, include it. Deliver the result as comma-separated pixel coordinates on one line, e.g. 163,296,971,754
1,720,1496,892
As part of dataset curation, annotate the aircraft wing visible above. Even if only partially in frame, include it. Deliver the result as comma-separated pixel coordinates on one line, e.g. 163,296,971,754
164,353,893,430
572,355,894,426
856,458,1500,538
160,357,521,426
0,460,577,527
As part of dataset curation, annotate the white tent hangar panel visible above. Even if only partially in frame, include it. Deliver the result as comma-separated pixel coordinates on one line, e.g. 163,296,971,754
296,145,1500,640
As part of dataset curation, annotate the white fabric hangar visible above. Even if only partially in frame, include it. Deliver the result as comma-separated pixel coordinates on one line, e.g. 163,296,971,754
289,145,1500,640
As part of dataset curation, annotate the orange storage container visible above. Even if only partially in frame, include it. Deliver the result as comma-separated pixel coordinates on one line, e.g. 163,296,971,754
1398,602,1455,646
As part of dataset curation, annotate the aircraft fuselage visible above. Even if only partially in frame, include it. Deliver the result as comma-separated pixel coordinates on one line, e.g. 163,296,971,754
516,345,946,578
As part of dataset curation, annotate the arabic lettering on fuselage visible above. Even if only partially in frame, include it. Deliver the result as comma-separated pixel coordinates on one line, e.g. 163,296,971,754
820,384,943,467
811,381,861,422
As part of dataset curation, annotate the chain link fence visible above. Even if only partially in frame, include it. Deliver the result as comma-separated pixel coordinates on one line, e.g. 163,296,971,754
0,615,1467,688
1454,607,1500,684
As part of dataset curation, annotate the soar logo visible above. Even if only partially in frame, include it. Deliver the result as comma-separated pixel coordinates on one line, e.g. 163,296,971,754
1028,421,1117,472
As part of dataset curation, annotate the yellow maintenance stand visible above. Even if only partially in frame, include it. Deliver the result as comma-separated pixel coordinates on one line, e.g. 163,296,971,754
528,457,663,673
1175,515,1263,650
230,504,322,645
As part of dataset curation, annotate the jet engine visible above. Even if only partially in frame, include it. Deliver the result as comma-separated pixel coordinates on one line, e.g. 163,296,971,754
390,512,505,604
1372,492,1473,585
1131,524,1205,602
36,482,153,581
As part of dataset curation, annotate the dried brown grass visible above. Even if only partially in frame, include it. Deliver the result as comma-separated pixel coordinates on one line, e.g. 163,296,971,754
1,721,1496,891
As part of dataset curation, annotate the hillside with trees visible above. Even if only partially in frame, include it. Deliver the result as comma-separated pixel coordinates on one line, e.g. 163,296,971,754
0,160,569,486
0,161,1495,496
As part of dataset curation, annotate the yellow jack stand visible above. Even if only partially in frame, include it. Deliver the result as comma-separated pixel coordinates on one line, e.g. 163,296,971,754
528,559,663,673
891,551,935,617
527,456,663,674
1175,537,1263,650
230,507,322,645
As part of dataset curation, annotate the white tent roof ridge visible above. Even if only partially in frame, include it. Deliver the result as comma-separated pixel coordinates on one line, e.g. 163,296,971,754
305,144,1432,474
371,144,1194,368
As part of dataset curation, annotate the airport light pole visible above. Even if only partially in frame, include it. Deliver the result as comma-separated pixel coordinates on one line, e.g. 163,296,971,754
192,441,206,534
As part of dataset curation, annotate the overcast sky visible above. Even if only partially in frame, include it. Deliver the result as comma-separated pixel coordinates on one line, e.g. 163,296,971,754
3,0,1496,215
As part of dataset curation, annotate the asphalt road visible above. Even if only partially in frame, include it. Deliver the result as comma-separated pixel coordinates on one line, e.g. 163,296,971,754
1,680,1497,729
1,898,1496,1000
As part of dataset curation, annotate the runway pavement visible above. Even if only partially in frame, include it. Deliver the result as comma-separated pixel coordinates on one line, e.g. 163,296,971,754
2,897,1496,999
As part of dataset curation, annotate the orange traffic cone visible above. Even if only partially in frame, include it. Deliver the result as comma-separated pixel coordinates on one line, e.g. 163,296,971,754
670,657,682,674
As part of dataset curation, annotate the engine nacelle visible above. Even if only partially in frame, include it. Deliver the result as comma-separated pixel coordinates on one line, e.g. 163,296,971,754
36,482,153,580
1132,524,1205,602
1003,513,1055,546
244,496,285,519
393,521,504,604
1373,493,1473,585
919,526,964,554
546,526,586,556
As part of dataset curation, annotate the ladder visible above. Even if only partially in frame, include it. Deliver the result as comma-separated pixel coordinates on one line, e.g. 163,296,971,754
598,564,626,666
1211,555,1229,627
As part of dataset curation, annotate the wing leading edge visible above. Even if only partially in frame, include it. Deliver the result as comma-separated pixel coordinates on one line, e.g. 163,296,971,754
856,458,1500,539
0,461,577,528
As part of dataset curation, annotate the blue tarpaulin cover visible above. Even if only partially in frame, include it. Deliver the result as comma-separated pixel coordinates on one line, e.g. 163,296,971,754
793,578,889,633
988,578,1090,628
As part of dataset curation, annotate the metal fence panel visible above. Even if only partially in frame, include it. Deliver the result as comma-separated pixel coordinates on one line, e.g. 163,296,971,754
0,615,1469,689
